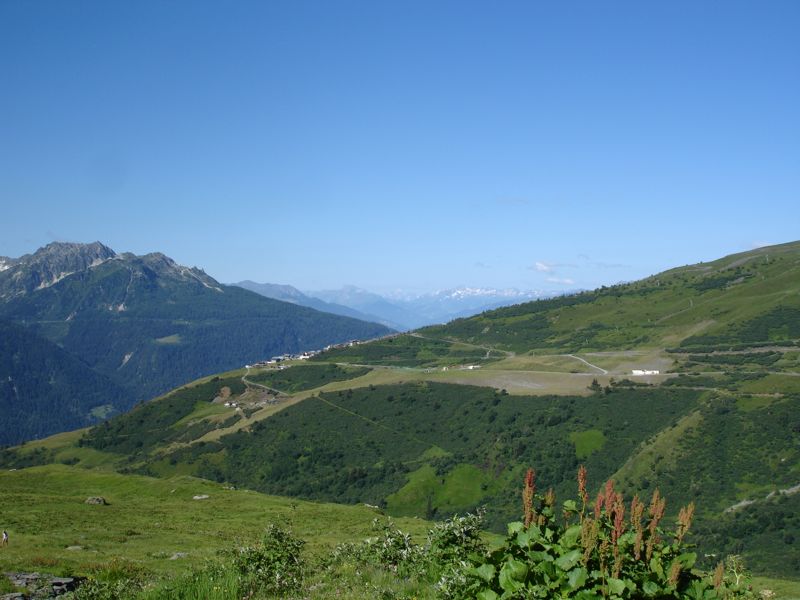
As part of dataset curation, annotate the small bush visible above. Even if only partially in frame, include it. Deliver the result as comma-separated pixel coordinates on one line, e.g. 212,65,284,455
225,522,305,595
444,467,763,599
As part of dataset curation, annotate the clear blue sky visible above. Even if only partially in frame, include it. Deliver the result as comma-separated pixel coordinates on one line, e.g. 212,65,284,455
1,1,798,294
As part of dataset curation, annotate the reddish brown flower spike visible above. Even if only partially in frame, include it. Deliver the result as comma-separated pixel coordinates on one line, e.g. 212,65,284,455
604,480,616,515
594,489,605,519
612,498,626,544
522,468,536,527
712,562,725,589
577,465,588,505
676,502,695,543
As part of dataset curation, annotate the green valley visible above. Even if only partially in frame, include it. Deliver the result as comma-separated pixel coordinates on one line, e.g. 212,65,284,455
2,241,800,596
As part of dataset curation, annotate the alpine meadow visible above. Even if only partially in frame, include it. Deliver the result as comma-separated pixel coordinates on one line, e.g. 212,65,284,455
2,241,799,598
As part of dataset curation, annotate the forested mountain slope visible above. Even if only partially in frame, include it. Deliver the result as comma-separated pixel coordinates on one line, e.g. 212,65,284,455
0,242,391,444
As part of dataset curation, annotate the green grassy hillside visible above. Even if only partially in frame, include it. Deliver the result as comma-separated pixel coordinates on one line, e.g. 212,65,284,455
4,241,800,585
0,464,428,580
320,241,800,363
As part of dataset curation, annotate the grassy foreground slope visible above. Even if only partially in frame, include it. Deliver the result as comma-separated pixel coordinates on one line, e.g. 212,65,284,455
0,464,428,578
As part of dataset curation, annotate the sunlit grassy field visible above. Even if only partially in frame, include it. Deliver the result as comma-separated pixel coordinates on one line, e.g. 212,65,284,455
0,465,429,579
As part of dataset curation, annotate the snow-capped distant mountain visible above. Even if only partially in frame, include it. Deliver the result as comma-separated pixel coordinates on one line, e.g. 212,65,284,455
400,287,548,325
304,286,552,330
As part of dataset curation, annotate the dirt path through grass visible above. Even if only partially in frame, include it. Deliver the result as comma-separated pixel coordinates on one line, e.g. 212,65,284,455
564,354,608,374
242,366,288,396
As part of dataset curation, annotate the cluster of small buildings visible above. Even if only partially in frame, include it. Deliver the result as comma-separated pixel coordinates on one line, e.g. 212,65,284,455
631,369,660,376
323,332,401,353
323,340,361,351
247,350,319,369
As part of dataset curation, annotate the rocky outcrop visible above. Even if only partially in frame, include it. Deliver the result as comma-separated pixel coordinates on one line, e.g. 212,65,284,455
0,242,115,299
84,496,108,505
2,572,82,599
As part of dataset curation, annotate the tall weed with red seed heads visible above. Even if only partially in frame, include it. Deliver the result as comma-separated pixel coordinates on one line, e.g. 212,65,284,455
522,468,536,527
577,464,589,509
453,466,759,599
676,502,695,544
630,494,646,560
646,488,666,561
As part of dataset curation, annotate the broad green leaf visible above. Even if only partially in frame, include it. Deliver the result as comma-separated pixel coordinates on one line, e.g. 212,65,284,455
649,556,664,578
507,521,524,535
499,559,528,592
568,566,588,590
643,580,660,597
677,551,697,569
506,559,529,581
554,549,582,571
608,578,626,595
472,563,496,583
562,499,578,512
540,560,557,580
516,529,532,547
562,524,582,547
528,550,554,563
477,589,500,600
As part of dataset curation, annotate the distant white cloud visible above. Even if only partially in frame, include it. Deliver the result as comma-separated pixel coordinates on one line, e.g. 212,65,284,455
546,276,575,285
591,261,629,269
529,260,578,272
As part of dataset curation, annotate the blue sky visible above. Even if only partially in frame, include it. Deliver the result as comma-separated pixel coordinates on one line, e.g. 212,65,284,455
1,1,798,294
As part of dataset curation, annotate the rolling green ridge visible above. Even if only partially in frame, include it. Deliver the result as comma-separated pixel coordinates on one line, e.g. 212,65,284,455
320,240,800,364
247,363,372,393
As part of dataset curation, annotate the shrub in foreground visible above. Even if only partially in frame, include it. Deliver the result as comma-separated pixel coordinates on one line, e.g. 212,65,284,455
441,467,766,599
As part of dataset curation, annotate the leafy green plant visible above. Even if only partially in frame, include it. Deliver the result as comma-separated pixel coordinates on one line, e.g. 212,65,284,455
449,468,762,599
329,510,488,588
226,523,306,595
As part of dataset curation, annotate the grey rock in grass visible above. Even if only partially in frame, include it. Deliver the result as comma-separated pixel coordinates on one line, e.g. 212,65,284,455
84,496,108,505
3,571,81,598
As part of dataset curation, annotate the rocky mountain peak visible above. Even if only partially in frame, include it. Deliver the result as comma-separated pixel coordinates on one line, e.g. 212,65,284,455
0,241,117,298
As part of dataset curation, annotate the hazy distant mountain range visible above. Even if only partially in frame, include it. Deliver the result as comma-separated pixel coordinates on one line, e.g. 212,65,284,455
0,242,391,445
235,282,549,330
